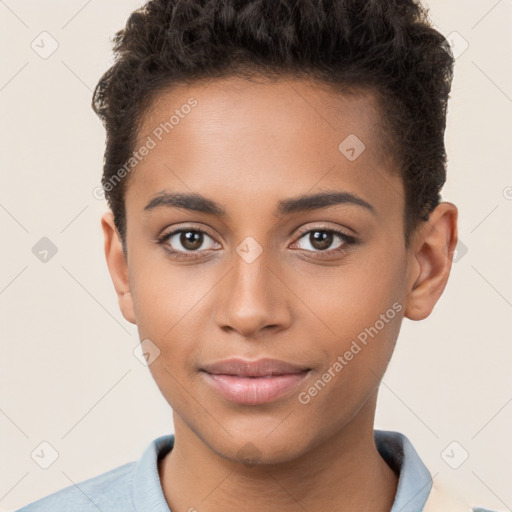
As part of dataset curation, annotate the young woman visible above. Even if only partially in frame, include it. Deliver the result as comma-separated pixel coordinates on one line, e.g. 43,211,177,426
16,1,496,510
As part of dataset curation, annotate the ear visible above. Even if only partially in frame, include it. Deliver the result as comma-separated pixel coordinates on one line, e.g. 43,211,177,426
101,211,136,324
404,202,458,321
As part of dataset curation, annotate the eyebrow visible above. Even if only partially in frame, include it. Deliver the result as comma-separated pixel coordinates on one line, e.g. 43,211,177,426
143,190,375,216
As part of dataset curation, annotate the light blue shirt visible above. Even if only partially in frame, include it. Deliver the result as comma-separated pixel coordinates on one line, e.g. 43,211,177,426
15,430,494,511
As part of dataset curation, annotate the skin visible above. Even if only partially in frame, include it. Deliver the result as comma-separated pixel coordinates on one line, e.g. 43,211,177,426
101,75,458,512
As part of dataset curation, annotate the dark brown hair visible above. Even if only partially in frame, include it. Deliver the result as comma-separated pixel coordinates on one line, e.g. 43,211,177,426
92,0,454,251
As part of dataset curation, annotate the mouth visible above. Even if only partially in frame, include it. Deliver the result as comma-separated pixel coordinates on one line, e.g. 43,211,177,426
200,358,311,405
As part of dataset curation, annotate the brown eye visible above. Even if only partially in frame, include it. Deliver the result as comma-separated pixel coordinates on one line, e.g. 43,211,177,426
159,229,219,254
296,229,348,252
180,230,204,251
309,231,334,251
291,227,358,259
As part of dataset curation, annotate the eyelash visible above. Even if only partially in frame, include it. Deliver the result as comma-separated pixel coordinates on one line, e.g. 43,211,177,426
156,226,357,260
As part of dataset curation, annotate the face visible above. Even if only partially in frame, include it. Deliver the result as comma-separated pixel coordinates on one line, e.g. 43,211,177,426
102,75,456,464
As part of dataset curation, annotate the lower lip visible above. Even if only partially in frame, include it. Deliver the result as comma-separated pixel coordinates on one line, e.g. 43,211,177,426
202,372,309,405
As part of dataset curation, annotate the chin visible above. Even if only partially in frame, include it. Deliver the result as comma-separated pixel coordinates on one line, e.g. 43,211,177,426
205,428,311,467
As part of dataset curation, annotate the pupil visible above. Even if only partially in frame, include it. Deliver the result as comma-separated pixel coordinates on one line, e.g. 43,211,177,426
181,231,203,250
310,231,332,250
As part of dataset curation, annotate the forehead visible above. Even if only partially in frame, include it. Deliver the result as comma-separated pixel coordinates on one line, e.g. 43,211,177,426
127,75,402,217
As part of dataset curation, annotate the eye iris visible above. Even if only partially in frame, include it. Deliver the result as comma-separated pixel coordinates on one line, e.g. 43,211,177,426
181,231,203,250
310,231,333,250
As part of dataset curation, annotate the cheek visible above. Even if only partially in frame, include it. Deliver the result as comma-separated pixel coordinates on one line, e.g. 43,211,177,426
291,249,406,390
127,253,222,404
128,245,214,337
296,301,403,428
290,251,406,336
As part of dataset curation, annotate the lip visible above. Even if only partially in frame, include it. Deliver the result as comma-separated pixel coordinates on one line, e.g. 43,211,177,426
202,357,309,377
201,358,310,405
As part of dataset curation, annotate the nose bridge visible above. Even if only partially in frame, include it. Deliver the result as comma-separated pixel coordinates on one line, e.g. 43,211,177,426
214,238,290,336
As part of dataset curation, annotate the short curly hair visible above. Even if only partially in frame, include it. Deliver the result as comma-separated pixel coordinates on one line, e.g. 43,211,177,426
92,0,454,251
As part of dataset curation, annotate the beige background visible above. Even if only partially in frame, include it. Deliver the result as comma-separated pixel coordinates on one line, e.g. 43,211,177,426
1,1,511,510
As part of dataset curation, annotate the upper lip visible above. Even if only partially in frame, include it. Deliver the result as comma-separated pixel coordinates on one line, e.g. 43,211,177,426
201,358,310,377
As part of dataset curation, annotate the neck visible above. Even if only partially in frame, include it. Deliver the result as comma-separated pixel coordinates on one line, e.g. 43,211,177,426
159,394,398,512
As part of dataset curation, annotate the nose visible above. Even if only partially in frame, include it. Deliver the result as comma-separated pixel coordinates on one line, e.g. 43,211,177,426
214,249,292,339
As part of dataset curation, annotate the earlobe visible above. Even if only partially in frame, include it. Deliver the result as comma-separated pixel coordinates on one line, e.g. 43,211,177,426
404,202,458,321
101,211,137,325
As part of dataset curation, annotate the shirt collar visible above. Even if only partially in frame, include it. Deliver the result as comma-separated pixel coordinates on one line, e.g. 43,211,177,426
375,430,433,512
132,430,432,512
132,434,173,511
